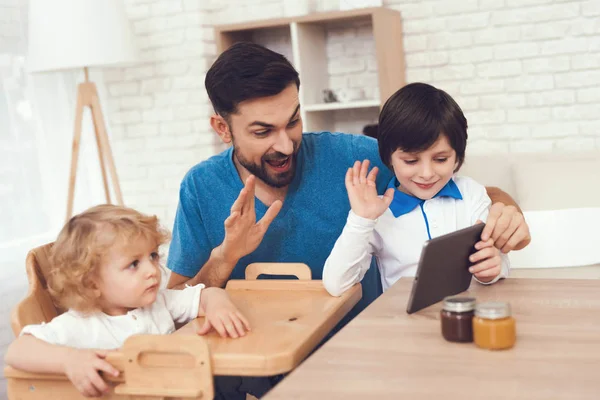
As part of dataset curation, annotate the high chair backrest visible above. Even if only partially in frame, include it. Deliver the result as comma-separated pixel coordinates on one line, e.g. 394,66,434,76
10,242,63,336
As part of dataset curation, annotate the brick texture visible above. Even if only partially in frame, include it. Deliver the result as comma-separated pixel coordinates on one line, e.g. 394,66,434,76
99,0,600,233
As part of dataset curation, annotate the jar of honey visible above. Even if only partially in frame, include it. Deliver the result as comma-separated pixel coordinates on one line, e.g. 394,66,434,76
440,296,476,343
473,301,516,350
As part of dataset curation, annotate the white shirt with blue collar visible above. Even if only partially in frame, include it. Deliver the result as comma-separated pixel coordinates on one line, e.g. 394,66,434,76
323,176,510,296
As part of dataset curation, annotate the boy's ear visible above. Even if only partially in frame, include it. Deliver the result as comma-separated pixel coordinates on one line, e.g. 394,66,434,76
210,114,232,144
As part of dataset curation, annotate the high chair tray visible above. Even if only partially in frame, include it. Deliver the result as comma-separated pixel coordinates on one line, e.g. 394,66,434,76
175,279,362,376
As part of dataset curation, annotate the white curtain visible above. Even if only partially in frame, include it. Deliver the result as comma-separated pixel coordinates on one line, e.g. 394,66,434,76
1,56,107,267
0,6,110,386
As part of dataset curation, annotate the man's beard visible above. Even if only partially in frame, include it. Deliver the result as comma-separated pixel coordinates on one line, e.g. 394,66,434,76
233,144,300,189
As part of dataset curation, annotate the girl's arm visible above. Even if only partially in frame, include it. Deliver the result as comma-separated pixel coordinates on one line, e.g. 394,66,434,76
5,335,120,397
5,334,71,374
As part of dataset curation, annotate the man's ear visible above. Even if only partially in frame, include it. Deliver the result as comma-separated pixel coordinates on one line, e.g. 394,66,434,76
210,114,232,144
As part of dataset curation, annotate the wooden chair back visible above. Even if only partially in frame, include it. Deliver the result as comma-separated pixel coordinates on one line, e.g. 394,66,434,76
245,262,312,280
10,242,62,336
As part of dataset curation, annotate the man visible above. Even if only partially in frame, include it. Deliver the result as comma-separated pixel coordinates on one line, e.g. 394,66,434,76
167,41,530,292
167,42,530,398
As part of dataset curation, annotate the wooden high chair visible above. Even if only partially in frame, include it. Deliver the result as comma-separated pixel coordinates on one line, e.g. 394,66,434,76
6,243,214,400
7,245,363,399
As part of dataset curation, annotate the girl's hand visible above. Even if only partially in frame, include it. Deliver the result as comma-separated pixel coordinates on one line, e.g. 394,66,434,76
63,349,119,397
345,160,395,220
197,287,251,338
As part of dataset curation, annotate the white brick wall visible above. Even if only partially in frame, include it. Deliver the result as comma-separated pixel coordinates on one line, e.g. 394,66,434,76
385,0,599,155
105,0,599,228
103,0,216,229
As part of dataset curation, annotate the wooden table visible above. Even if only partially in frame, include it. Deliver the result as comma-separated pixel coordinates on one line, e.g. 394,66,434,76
176,279,362,376
265,278,600,399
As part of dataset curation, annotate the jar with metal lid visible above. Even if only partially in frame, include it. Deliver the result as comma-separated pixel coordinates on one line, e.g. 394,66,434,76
440,296,476,343
473,301,516,350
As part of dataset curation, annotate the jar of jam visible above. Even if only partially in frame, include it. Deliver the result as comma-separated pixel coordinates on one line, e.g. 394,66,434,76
473,301,516,350
440,296,476,343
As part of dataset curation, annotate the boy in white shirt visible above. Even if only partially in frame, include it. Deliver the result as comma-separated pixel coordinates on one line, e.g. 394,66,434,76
323,82,509,296
5,204,250,397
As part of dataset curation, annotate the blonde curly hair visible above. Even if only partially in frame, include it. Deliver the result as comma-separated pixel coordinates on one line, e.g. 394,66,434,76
48,204,170,313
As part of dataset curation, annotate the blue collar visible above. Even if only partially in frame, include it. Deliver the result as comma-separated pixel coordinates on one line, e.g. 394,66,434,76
387,178,463,218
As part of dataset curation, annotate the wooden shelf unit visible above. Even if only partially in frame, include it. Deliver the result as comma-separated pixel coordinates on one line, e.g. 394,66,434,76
214,7,405,134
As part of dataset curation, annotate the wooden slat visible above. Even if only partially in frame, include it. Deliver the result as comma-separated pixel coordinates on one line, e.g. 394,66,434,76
215,7,397,33
114,335,212,399
244,262,312,280
225,279,325,291
373,8,406,104
7,377,123,400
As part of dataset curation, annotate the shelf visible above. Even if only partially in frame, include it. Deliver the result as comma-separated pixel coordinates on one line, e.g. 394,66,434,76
214,7,404,133
215,8,383,34
303,99,381,112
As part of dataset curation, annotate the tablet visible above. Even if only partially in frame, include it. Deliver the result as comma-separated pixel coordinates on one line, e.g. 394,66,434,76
406,223,485,314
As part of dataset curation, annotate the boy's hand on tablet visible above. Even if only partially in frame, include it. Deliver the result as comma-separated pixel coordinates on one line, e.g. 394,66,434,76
345,160,395,220
469,230,502,283
197,287,251,338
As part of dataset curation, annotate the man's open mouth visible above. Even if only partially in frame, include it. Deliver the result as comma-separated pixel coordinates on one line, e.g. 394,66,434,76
265,156,291,171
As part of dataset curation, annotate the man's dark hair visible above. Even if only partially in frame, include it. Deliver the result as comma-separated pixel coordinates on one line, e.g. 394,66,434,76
205,42,300,120
378,82,468,171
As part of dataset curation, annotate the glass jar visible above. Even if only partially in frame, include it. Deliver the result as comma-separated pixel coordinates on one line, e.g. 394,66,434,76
440,296,476,343
473,302,516,350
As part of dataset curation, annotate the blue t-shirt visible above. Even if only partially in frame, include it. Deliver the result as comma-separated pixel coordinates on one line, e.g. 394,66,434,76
167,131,394,317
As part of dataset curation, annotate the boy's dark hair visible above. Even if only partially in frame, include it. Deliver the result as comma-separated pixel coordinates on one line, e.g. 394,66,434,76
377,82,467,171
205,42,300,120
362,123,378,139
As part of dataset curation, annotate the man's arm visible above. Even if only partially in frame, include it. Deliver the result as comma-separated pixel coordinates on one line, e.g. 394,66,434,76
485,186,522,213
484,186,531,252
168,175,282,290
168,244,236,289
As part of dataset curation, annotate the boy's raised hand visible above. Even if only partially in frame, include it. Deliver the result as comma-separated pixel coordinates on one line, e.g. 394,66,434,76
345,160,395,220
221,175,282,264
197,287,251,339
63,348,119,397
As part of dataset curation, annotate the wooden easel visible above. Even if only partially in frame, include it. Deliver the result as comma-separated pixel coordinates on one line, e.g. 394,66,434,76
66,67,123,221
